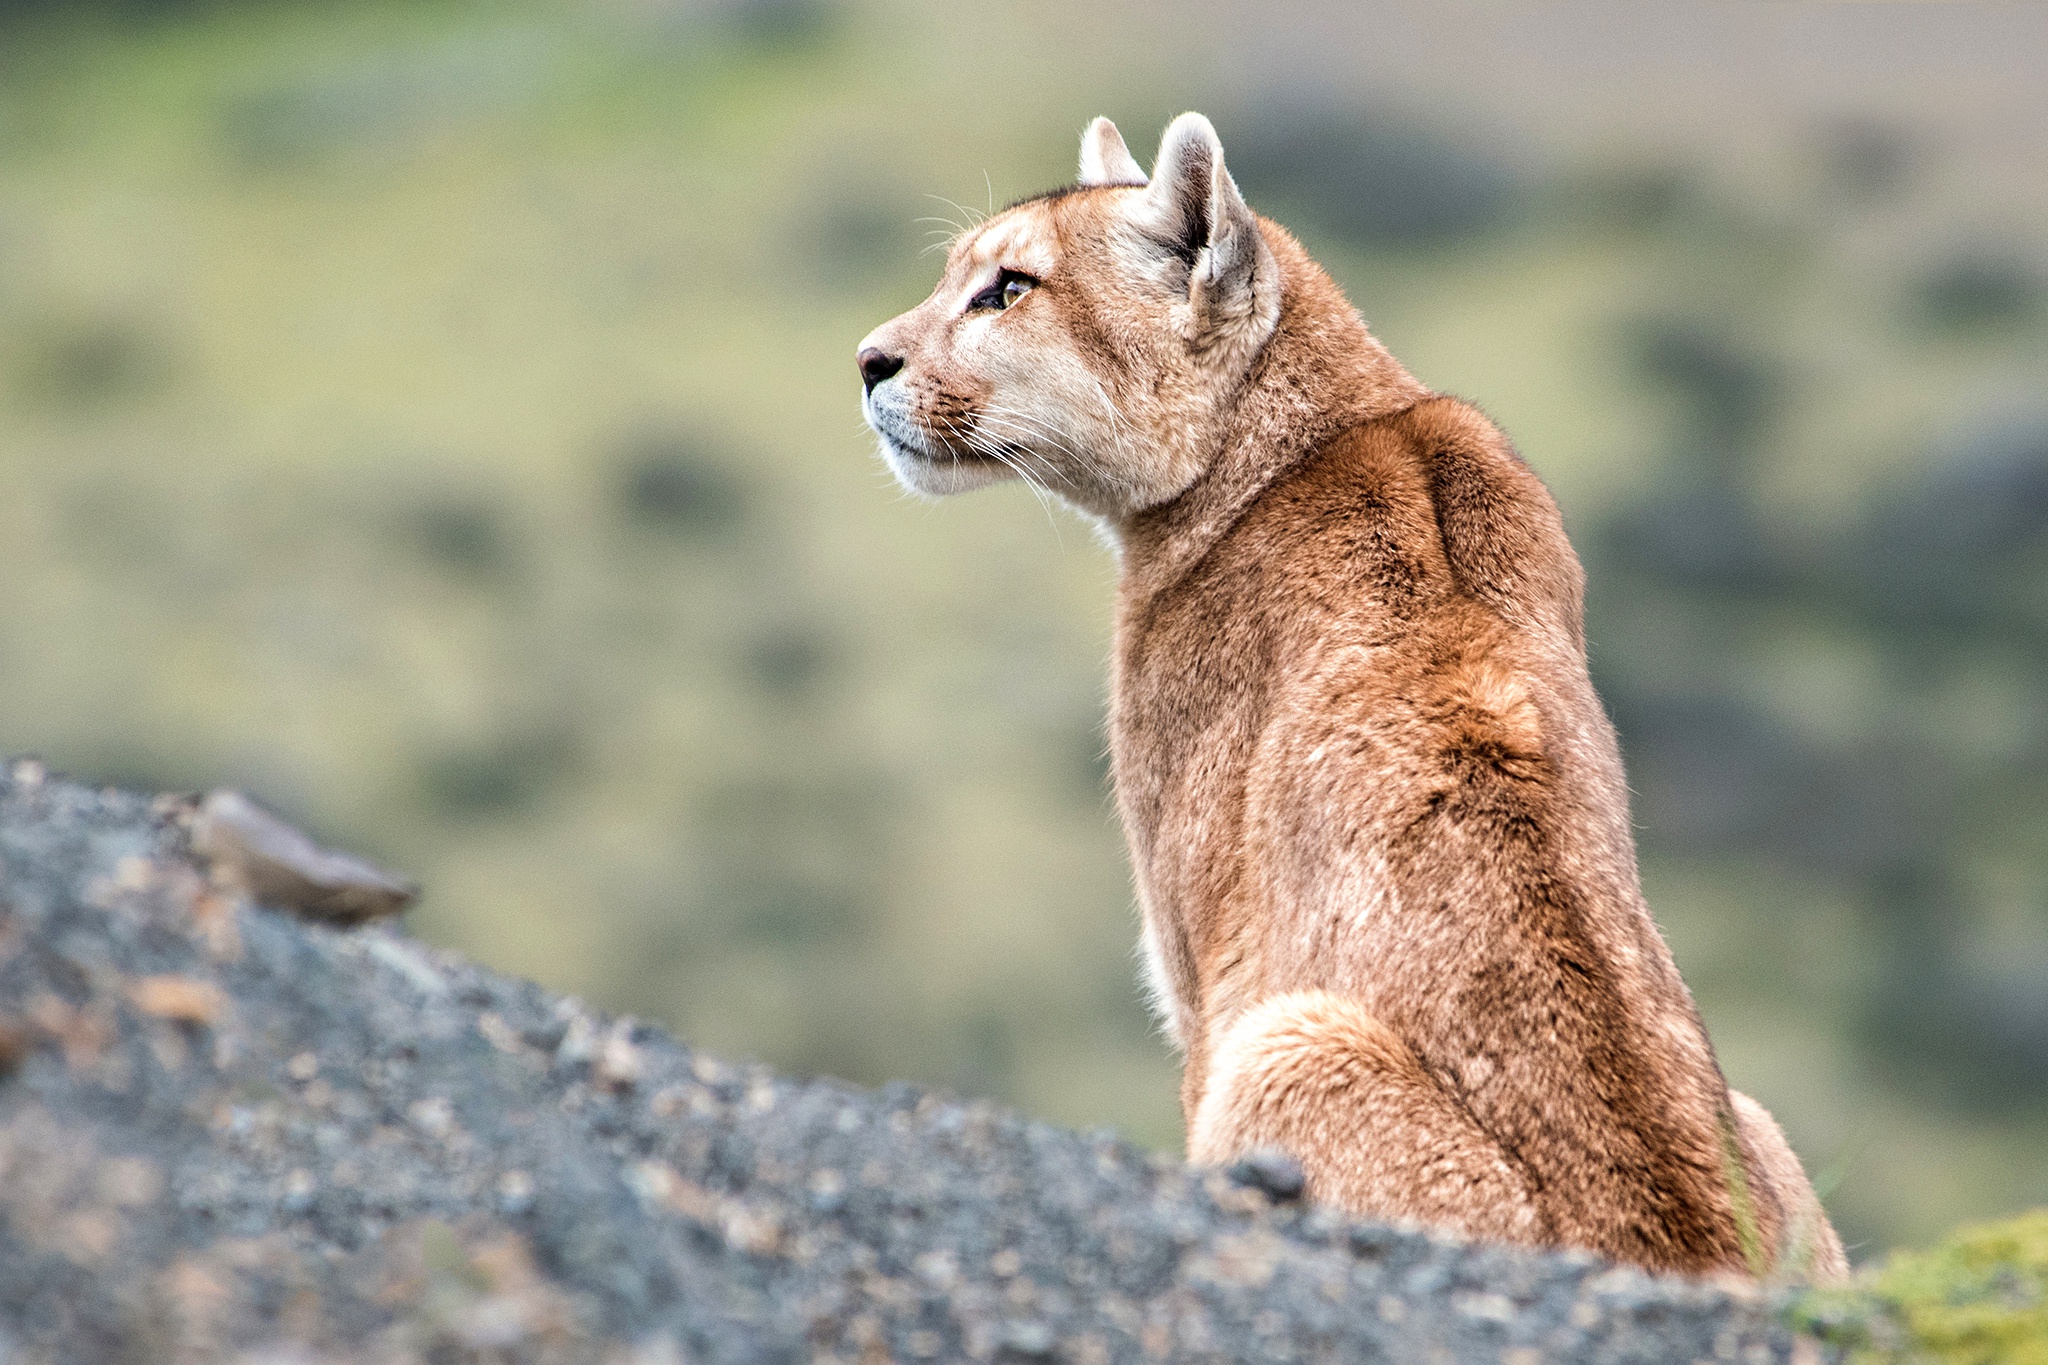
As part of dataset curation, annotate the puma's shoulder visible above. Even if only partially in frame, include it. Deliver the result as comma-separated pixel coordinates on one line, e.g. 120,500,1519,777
1383,396,1586,648
1201,396,1585,649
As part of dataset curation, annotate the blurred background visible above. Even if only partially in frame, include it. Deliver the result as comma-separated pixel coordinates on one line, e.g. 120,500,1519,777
2,0,2045,1259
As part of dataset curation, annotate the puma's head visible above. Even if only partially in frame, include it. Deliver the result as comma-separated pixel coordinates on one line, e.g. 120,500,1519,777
857,114,1284,522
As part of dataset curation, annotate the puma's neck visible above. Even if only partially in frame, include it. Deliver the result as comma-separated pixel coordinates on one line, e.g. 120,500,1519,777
1115,224,1428,597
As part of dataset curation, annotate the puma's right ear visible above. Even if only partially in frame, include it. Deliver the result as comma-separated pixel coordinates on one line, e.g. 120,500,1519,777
1078,117,1147,186
1134,112,1280,352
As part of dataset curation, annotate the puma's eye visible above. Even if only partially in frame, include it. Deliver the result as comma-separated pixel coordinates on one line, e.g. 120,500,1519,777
971,269,1037,312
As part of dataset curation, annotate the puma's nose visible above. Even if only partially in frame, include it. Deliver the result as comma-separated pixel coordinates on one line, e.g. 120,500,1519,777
858,347,905,393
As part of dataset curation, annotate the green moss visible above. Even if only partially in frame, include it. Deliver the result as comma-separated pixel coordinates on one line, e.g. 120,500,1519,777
1795,1209,2048,1363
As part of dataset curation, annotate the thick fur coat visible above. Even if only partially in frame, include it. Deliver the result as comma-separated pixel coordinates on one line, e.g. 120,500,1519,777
858,114,1845,1279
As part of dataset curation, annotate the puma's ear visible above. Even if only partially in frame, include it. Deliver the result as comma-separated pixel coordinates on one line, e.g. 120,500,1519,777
1078,116,1146,186
1137,112,1279,349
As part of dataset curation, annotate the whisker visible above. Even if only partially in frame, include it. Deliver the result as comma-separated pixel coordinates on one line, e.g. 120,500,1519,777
1087,379,1135,468
936,416,1067,541
964,417,1086,489
925,193,986,233
974,406,1111,484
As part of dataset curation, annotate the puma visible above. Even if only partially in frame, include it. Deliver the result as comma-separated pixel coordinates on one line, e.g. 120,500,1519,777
856,113,1845,1279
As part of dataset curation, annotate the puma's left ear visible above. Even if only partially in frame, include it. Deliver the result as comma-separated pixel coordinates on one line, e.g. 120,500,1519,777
1078,117,1146,186
1137,112,1280,351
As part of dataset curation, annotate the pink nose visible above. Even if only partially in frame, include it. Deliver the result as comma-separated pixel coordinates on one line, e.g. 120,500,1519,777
858,347,904,393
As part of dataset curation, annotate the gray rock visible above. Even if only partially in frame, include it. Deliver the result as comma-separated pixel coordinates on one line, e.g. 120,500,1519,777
0,761,1832,1362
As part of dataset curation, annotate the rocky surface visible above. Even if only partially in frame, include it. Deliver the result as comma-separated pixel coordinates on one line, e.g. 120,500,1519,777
0,764,1831,1363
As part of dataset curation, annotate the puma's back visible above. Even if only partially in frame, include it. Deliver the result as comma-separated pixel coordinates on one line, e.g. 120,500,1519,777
859,114,1845,1280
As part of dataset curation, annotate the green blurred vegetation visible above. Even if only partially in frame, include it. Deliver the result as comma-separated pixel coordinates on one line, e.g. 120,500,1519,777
1798,1209,2048,1362
2,0,2044,1259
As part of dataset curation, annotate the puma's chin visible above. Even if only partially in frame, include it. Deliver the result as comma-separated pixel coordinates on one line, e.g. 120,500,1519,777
864,392,1003,496
870,426,1012,497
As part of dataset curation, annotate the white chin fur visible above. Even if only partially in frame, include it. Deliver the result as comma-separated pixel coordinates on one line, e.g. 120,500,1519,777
878,440,1012,497
866,395,1013,497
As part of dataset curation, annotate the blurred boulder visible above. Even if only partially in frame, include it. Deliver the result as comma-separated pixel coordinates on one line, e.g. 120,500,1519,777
10,312,175,409
419,726,579,820
744,623,833,699
1811,118,1917,209
1226,99,1523,249
1594,398,2048,1123
1563,162,1703,237
1911,250,2044,333
691,771,891,949
1626,318,1785,461
801,178,921,286
1599,482,1786,593
1611,692,1955,880
615,428,747,540
215,34,553,172
1836,414,2048,639
708,0,830,44
406,495,517,582
1861,887,2048,1112
1611,692,1817,856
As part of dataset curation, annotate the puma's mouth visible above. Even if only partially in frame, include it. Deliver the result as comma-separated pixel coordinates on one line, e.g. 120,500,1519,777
864,395,927,454
909,441,1006,467
875,424,997,469
867,404,1002,467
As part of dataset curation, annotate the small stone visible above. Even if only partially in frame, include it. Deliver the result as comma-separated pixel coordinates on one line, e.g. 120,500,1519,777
623,1336,687,1365
286,1050,319,1082
189,789,416,924
806,1168,846,1215
1226,1148,1306,1202
497,1169,537,1216
280,1168,317,1214
998,1320,1056,1358
98,1157,165,1207
1455,1291,1515,1323
1349,1224,1401,1259
595,1020,643,1090
555,1015,596,1068
477,1012,525,1055
128,975,226,1026
61,1210,117,1263
913,1249,959,1288
408,1096,455,1140
0,1020,27,1077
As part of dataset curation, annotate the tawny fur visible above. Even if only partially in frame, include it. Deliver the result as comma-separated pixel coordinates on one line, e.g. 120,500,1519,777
858,113,1847,1281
